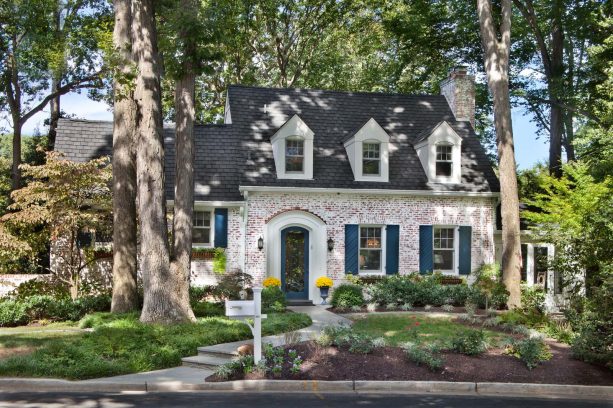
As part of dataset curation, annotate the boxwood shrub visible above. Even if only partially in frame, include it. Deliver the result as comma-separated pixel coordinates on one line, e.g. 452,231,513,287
331,284,364,308
0,295,111,327
261,286,287,313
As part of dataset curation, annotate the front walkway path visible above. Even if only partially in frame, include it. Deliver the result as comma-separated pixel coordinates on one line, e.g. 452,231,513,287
84,305,350,386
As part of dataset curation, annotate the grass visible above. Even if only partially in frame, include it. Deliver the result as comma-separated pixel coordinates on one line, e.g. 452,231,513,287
0,311,311,380
351,313,509,348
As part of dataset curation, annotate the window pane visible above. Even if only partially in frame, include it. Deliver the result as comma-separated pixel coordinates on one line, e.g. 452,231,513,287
363,159,380,175
434,228,454,249
360,227,381,249
194,211,211,227
363,143,380,158
434,250,453,270
436,161,452,176
285,156,304,172
360,249,381,271
285,139,304,173
193,228,210,244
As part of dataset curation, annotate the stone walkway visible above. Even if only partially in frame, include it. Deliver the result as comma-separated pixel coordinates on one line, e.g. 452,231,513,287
84,305,350,386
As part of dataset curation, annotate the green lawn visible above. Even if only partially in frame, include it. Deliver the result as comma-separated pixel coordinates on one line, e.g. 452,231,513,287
351,313,509,348
0,312,311,380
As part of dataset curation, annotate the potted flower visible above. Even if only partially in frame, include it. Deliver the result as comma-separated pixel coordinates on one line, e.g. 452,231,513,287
263,277,281,288
315,276,334,305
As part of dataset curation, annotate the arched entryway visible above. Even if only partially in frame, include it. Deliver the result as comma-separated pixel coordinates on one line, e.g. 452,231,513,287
265,211,327,304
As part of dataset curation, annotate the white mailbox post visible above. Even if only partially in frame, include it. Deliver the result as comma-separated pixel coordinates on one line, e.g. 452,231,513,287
225,287,266,363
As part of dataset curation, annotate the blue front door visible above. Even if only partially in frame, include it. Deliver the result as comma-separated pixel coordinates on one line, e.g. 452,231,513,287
281,226,309,300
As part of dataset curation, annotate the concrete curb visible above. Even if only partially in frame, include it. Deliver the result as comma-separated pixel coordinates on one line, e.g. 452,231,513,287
1,378,611,399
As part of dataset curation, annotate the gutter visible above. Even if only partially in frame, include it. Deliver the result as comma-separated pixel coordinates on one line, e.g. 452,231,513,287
238,185,500,198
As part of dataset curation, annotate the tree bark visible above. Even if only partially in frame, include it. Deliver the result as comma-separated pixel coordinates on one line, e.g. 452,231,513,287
548,0,564,177
477,0,522,309
132,0,192,323
168,0,199,322
110,0,139,313
48,82,60,152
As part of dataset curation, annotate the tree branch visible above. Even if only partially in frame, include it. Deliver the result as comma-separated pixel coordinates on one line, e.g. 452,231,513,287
19,71,104,125
520,94,601,123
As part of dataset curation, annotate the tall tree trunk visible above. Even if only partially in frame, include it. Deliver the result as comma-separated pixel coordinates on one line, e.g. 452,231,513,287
170,73,196,322
132,0,192,323
48,84,60,152
168,0,199,322
548,0,564,177
477,0,522,309
111,0,139,313
11,119,21,191
563,111,576,161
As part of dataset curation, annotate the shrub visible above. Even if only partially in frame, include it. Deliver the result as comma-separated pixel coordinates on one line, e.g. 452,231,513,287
0,301,29,326
506,337,552,370
348,335,375,354
451,330,488,356
0,295,110,327
441,304,454,312
344,274,363,285
216,271,253,300
213,248,226,274
191,301,224,317
403,343,444,372
189,285,220,303
472,264,509,309
521,284,546,314
330,284,364,308
8,277,69,301
261,286,287,313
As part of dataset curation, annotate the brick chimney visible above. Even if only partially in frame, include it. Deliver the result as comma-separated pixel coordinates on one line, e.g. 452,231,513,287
440,66,475,128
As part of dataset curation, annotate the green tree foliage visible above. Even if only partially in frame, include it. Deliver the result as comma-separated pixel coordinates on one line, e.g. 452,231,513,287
0,152,112,298
522,163,612,367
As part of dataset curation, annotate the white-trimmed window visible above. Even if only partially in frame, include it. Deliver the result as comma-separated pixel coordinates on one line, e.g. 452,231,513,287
362,142,381,176
344,118,390,182
285,137,304,173
270,115,314,180
359,226,383,273
435,144,453,177
193,210,212,245
433,227,455,272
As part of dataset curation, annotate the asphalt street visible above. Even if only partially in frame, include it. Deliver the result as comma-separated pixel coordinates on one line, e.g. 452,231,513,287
0,392,610,408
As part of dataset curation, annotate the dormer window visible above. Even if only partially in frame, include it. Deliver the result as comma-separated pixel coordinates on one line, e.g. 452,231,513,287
344,118,390,182
362,142,381,176
414,121,462,184
435,144,453,177
270,115,314,180
285,137,304,173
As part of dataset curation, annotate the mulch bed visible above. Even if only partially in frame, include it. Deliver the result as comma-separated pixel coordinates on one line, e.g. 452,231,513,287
328,306,498,315
205,340,613,385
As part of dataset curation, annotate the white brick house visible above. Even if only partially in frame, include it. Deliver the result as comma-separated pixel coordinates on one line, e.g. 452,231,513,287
55,67,516,305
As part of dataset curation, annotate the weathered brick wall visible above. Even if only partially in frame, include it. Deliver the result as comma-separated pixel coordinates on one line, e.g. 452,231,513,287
49,207,244,288
440,68,475,128
244,192,496,286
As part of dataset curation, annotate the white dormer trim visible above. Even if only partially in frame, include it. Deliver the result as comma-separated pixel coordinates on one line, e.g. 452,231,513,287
414,121,462,184
271,114,314,180
344,118,390,182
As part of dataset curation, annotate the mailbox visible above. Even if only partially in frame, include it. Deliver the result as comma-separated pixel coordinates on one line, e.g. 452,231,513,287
225,300,255,318
224,287,266,364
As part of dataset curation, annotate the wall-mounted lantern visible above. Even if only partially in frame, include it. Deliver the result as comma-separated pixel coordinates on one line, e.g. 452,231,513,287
327,237,334,252
257,237,264,251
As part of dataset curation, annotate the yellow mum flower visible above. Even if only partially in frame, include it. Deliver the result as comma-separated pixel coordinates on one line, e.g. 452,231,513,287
263,277,281,287
315,276,333,288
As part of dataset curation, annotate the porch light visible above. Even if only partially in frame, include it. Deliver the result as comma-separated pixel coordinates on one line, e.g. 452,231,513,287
257,237,264,251
327,238,334,252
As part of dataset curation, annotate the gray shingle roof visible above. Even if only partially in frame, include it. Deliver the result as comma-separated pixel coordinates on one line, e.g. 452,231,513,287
55,85,499,202
55,119,242,202
228,85,499,192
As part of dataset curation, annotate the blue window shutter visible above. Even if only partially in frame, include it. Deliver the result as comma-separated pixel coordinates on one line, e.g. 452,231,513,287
385,225,400,275
419,225,433,274
214,208,228,248
458,226,472,275
344,224,359,275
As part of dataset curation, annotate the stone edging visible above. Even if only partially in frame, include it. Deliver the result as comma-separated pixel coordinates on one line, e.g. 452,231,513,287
0,378,611,400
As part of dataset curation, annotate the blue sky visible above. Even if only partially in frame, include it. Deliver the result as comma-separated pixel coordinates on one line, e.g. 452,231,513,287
18,91,549,170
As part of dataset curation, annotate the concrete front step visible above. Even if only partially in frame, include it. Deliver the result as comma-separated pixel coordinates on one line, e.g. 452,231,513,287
181,354,233,370
287,300,314,306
